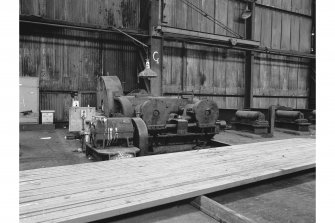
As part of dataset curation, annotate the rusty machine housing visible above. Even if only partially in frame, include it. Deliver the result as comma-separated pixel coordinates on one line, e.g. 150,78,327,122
275,107,311,131
231,110,269,134
85,76,220,160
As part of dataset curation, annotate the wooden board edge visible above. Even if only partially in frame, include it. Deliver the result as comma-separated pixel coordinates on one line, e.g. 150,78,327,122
61,163,315,223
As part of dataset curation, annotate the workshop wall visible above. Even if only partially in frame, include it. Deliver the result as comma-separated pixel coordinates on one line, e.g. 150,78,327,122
252,1,313,109
19,0,314,121
19,0,143,122
20,0,141,29
162,0,314,109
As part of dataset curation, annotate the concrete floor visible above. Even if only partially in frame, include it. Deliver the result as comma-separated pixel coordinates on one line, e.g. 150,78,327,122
19,127,316,222
96,170,315,223
19,128,91,171
214,126,315,146
208,170,315,223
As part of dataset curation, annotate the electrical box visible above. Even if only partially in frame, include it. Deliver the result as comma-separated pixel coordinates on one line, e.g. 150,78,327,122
69,107,96,132
41,110,55,124
19,77,39,124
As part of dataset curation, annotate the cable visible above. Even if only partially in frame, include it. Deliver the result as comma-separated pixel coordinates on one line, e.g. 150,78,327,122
180,0,242,38
109,26,148,49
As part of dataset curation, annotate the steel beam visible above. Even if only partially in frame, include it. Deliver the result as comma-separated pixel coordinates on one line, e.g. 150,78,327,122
20,15,148,37
149,0,163,96
160,26,260,47
163,37,315,59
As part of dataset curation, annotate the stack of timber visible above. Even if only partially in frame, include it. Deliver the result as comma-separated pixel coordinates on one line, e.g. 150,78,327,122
20,138,315,223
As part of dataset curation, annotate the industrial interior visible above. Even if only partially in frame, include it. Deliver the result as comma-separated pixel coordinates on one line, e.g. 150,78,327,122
19,0,316,222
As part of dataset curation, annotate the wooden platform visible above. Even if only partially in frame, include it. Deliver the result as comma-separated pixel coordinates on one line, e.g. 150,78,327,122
20,138,315,223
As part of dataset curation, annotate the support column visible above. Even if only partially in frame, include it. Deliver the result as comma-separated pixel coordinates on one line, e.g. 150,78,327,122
149,0,163,96
244,1,255,108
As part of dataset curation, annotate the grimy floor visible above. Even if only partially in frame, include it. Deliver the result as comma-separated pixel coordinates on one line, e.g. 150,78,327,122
19,128,315,171
21,130,315,222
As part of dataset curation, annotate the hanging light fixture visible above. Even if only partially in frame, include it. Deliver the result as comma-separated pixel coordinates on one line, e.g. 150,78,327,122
241,5,252,20
108,26,157,78
138,59,157,78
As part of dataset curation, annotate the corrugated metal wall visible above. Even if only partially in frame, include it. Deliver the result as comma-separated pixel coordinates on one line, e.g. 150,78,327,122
162,0,313,109
20,0,142,122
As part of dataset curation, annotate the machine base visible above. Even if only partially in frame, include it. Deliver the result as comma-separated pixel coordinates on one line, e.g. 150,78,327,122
231,122,269,134
85,143,140,161
275,122,310,132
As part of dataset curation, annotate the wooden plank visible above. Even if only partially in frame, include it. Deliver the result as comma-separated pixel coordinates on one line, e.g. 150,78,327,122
21,139,315,183
199,45,214,94
200,0,215,33
271,10,281,50
233,0,241,37
282,0,292,11
278,56,289,106
236,51,245,106
260,7,272,47
258,53,271,107
269,9,281,106
225,49,238,108
215,0,228,35
261,0,271,7
191,0,201,31
252,54,261,107
297,58,309,109
170,42,183,91
287,57,299,108
162,44,172,92
302,0,312,16
291,0,301,13
198,44,207,93
186,0,193,30
20,139,312,180
270,55,280,106
20,139,315,223
20,142,310,195
163,0,174,27
299,17,312,53
281,13,291,51
176,0,187,29
227,0,235,37
186,44,201,92
213,47,227,97
191,195,257,223
253,6,262,42
270,0,282,8
20,139,315,188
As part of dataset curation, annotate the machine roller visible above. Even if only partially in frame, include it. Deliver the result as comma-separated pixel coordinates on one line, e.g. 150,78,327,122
275,107,311,131
231,110,269,134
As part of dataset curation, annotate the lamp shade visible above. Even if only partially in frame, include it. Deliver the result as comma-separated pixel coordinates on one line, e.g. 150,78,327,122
241,5,252,19
138,59,157,78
